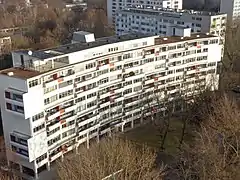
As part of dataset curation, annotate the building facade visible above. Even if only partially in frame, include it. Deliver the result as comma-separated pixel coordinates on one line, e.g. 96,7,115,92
0,33,221,179
220,0,240,21
115,7,227,45
107,0,183,24
0,35,11,55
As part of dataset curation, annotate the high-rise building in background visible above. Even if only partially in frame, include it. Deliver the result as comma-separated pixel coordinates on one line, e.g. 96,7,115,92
220,0,240,21
0,32,222,179
107,0,183,24
115,7,227,46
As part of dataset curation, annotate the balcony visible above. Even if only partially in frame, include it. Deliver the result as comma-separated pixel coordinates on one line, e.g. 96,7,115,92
78,124,99,136
144,78,155,85
37,157,48,168
99,101,111,109
47,120,60,132
44,70,75,87
49,148,62,162
60,111,76,123
78,115,97,128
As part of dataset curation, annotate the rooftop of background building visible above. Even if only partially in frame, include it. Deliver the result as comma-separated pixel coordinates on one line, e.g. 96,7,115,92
119,6,226,16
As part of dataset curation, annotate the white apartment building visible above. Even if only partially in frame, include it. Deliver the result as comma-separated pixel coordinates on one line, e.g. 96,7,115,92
220,0,240,21
0,33,222,179
107,0,183,24
116,7,227,45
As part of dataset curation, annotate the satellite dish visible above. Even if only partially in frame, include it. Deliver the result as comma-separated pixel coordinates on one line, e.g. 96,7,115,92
28,50,33,56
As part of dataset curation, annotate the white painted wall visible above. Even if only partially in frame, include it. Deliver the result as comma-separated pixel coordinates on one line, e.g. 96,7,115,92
0,75,36,169
28,131,48,162
23,86,44,119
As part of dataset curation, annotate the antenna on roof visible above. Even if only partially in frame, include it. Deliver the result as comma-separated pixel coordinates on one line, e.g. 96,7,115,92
28,50,32,56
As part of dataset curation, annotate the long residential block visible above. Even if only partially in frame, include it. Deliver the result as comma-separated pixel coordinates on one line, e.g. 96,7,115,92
0,33,222,179
115,7,227,45
107,0,183,24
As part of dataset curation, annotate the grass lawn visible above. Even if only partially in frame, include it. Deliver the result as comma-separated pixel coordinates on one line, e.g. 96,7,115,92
123,117,195,156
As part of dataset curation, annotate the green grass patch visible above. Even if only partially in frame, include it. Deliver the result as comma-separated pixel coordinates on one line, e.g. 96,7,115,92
123,118,195,156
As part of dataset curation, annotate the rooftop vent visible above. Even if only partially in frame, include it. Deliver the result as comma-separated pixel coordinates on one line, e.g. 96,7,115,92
28,50,32,56
163,38,168,40
7,72,14,76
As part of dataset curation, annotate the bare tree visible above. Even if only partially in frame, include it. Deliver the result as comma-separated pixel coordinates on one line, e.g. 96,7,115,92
56,137,165,180
175,94,240,180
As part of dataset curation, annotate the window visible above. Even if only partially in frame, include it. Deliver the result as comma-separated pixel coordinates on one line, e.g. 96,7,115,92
108,47,118,52
168,45,176,50
97,69,109,76
47,127,60,136
85,62,96,69
87,92,96,99
44,95,58,105
29,79,39,88
33,123,45,133
5,91,10,98
10,135,16,142
203,48,208,52
134,86,142,92
36,153,47,163
123,88,132,95
12,145,29,157
10,135,27,146
6,103,12,110
75,96,85,103
168,70,173,75
87,100,97,108
44,85,57,94
12,94,23,102
6,103,24,114
123,53,133,59
208,62,216,67
20,55,24,66
59,90,73,99
176,68,184,73
11,145,17,152
133,78,142,83
48,135,61,146
210,39,218,44
98,78,109,85
32,112,44,122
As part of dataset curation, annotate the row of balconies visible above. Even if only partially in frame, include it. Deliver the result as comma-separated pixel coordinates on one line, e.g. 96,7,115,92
42,71,210,129
44,69,75,87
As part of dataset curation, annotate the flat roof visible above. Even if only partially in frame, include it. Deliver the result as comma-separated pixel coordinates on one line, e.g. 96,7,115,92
120,7,226,16
17,33,152,60
2,33,218,79
0,67,41,79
